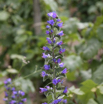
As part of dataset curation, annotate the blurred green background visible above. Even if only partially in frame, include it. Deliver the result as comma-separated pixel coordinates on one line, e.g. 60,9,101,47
1,0,103,104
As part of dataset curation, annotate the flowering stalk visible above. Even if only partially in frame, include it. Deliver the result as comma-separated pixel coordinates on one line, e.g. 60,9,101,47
3,78,27,104
41,12,68,104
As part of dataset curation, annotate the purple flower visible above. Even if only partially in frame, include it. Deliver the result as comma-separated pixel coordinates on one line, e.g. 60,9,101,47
18,90,25,96
11,87,15,91
4,78,11,85
56,41,63,46
59,48,65,54
40,88,48,93
46,25,50,29
57,22,63,27
42,102,48,104
59,63,64,67
19,102,23,104
51,30,53,33
46,86,52,90
57,31,64,36
42,46,50,51
57,19,61,22
41,71,47,77
42,53,51,58
46,30,50,34
13,91,17,95
11,95,16,99
47,20,55,26
53,99,62,104
46,37,52,44
10,100,16,104
57,58,61,63
44,65,50,70
62,68,67,74
42,53,47,58
63,87,67,93
4,91,8,97
53,58,56,62
62,99,67,103
3,98,8,101
47,12,57,18
52,79,61,85
61,80,63,84
53,38,56,43
22,98,27,102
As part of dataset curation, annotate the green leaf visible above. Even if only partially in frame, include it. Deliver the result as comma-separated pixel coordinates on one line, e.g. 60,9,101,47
64,55,83,71
14,77,35,92
80,70,92,80
76,38,101,60
87,99,98,104
11,54,25,60
97,94,103,104
72,88,84,95
68,86,84,95
0,71,7,78
88,6,97,14
46,92,53,103
90,16,103,39
78,80,97,104
92,64,103,84
0,11,10,21
44,0,58,11
96,24,103,41
14,35,28,44
77,22,91,29
6,68,18,74
78,92,94,104
66,71,76,81
81,79,97,92
98,85,103,94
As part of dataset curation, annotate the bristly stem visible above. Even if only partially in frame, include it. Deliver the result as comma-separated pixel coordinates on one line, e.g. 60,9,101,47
52,29,56,100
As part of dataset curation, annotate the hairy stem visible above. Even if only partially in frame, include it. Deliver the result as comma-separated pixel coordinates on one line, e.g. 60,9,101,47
52,32,56,100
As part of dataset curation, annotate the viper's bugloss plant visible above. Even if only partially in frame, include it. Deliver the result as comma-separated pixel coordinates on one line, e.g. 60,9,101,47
3,78,27,104
41,12,68,104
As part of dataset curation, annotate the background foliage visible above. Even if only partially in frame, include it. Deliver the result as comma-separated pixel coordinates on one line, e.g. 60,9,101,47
0,0,103,104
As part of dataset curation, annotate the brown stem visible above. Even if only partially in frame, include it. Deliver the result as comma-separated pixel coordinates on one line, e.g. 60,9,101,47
33,0,41,35
73,98,77,104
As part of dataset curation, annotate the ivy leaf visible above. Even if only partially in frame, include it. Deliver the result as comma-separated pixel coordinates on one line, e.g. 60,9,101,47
72,88,84,95
80,79,97,92
92,64,103,84
68,86,84,95
96,24,103,41
98,85,103,94
64,55,83,71
97,94,103,104
75,38,101,60
80,70,92,80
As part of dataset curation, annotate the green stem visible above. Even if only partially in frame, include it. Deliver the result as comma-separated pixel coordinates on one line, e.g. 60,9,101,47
51,30,56,100
23,70,41,79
